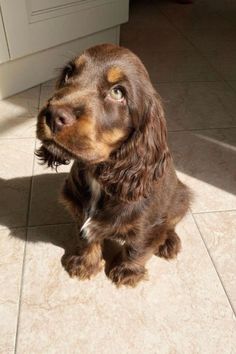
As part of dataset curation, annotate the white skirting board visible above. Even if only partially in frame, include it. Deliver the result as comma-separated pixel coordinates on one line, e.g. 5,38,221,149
0,26,120,100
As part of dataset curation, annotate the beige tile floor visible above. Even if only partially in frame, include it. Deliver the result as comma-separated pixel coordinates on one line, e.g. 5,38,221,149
0,0,236,353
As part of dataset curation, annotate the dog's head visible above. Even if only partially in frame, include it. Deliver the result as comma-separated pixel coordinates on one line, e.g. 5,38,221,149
37,43,170,200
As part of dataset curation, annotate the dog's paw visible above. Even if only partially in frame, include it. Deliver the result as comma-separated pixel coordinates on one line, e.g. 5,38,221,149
156,231,181,260
61,253,103,280
108,262,147,288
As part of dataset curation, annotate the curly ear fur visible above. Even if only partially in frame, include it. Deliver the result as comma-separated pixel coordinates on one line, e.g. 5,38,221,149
35,145,70,169
96,92,170,201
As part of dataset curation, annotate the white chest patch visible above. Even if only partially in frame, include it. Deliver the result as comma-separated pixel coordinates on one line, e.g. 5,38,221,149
89,177,101,214
80,175,101,239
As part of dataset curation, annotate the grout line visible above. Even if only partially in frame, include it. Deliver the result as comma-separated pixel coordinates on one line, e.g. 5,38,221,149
191,213,236,316
14,138,37,354
153,79,223,84
13,228,27,354
193,209,236,215
14,83,42,353
0,221,75,232
28,221,75,229
0,136,36,140
168,126,236,133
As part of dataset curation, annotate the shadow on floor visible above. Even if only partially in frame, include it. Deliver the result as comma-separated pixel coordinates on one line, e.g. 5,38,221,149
0,172,122,271
169,129,236,196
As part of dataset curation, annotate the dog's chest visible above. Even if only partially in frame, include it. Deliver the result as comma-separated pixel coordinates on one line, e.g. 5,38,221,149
88,174,101,213
80,174,101,238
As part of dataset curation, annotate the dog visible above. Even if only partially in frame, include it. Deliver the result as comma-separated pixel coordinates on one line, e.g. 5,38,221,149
36,43,191,287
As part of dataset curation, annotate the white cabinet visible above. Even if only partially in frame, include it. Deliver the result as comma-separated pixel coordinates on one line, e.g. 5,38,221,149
0,0,129,98
1,0,129,59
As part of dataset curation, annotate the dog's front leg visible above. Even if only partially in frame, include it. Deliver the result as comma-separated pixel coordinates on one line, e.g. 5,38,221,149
108,240,153,288
62,235,103,280
60,171,104,279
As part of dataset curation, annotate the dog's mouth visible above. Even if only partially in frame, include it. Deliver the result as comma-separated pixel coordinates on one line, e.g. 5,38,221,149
35,140,75,169
35,137,104,169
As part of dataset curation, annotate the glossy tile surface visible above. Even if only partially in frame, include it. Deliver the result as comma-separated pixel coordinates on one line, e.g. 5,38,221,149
169,129,236,213
0,139,35,228
194,211,236,311
141,49,220,83
29,160,72,226
16,217,236,354
158,82,236,131
0,87,39,139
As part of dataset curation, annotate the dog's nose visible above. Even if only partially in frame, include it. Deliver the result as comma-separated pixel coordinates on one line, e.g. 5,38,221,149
44,106,75,132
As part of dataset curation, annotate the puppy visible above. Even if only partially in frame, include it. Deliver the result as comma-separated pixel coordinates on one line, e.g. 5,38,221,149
36,44,191,287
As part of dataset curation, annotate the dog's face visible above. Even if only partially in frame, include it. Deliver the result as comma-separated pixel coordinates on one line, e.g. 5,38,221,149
37,44,151,165
37,43,169,200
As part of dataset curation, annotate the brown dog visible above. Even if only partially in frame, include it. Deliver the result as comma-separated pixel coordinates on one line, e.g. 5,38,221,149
36,44,191,287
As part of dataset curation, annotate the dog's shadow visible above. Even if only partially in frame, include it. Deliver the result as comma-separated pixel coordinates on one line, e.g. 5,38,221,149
0,173,122,275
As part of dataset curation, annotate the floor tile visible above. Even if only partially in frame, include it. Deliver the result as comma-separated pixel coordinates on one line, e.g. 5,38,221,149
29,148,72,226
121,23,194,53
204,48,236,81
168,129,236,213
0,139,35,229
127,2,172,29
16,215,236,353
159,1,232,31
140,49,220,83
0,87,39,139
0,117,37,139
228,81,236,92
194,211,236,312
185,27,236,53
0,228,26,354
217,1,236,26
157,82,236,131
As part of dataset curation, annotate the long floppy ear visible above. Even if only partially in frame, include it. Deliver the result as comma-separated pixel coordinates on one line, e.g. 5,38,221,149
35,145,70,169
96,92,170,201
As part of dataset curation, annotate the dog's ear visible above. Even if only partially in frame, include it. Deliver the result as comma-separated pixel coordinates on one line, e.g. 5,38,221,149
96,91,170,201
35,145,70,169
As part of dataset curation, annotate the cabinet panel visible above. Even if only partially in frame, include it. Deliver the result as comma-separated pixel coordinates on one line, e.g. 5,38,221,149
0,26,119,99
1,0,129,59
0,8,9,63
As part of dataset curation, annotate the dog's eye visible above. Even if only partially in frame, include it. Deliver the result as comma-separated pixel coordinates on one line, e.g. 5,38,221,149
109,87,124,101
64,63,74,83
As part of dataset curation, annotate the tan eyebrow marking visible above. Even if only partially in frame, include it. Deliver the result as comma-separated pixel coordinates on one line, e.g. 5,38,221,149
73,55,87,75
75,55,86,67
107,67,124,83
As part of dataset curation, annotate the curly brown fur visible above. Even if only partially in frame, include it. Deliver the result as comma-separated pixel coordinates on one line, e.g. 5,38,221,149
95,93,170,201
36,43,191,287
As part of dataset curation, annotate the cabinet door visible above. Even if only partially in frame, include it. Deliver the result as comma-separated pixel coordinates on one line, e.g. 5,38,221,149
0,0,129,60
